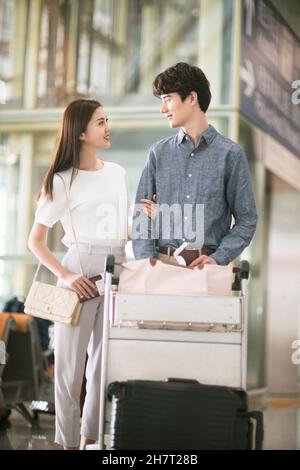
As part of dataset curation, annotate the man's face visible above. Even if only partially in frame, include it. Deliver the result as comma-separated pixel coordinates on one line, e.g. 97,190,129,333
160,92,192,128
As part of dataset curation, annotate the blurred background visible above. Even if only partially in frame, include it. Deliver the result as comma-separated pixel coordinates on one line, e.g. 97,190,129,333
0,0,300,419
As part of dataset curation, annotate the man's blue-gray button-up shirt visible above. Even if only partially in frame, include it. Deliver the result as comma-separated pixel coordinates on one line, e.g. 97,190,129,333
132,125,257,265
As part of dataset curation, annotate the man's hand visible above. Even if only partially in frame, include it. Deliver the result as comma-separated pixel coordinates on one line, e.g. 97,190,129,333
141,194,157,219
189,255,217,269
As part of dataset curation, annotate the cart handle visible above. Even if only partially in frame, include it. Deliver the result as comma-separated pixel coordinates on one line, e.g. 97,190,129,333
232,261,250,291
240,260,250,279
105,254,115,274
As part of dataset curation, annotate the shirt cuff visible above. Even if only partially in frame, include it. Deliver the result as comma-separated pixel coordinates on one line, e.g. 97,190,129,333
209,251,231,266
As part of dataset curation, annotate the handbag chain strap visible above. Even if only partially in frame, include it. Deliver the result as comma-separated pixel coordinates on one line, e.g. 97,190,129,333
33,172,84,282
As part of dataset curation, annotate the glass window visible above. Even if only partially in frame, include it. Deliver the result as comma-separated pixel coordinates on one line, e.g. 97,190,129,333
1,0,236,109
0,0,26,108
198,0,235,106
77,0,114,97
37,0,69,107
0,133,21,305
121,0,200,100
0,134,19,255
8,0,235,108
74,0,233,105
75,0,201,105
77,0,93,95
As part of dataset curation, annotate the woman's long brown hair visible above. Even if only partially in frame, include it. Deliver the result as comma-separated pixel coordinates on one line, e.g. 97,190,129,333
40,99,101,200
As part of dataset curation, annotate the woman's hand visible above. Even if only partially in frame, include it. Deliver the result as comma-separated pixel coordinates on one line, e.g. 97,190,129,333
141,194,157,220
61,271,98,299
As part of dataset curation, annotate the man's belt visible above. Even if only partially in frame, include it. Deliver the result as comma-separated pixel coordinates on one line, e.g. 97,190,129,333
157,245,216,257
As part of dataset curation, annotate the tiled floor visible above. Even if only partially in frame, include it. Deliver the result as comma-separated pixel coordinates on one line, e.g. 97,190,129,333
263,398,300,450
0,398,300,450
0,411,60,450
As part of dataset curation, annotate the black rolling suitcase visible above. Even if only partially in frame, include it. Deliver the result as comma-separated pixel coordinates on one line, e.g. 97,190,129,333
107,378,263,450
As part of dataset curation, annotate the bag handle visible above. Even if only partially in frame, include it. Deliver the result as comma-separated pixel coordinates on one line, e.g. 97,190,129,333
33,172,84,282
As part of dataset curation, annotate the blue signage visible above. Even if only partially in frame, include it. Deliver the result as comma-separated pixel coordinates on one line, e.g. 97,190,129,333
240,0,300,158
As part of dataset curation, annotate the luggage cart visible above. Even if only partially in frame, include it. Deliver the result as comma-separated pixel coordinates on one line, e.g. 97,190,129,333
99,256,250,449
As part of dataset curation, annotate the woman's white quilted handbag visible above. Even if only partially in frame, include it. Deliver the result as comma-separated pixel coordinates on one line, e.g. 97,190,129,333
24,281,82,325
25,174,82,326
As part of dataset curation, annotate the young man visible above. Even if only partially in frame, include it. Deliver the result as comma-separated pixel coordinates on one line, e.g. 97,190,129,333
132,62,257,267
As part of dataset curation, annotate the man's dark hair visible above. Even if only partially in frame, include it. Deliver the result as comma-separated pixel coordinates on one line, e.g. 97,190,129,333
152,62,211,112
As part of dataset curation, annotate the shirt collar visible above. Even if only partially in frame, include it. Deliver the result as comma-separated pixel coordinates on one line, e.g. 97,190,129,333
177,128,187,144
177,124,217,147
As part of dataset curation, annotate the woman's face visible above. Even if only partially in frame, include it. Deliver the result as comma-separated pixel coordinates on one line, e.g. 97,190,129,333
81,106,111,149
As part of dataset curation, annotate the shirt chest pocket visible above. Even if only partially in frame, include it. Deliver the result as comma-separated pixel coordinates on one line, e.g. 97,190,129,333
197,172,225,200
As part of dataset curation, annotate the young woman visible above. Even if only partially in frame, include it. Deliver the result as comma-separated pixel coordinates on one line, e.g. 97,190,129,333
28,99,129,450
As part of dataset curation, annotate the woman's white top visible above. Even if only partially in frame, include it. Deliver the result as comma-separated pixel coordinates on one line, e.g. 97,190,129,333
35,162,129,248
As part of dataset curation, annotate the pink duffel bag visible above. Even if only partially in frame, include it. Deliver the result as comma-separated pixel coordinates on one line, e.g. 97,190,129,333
118,259,233,296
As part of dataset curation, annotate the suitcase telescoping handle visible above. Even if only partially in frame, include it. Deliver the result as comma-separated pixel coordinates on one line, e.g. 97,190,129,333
99,254,115,449
248,411,264,450
166,378,199,384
